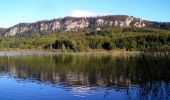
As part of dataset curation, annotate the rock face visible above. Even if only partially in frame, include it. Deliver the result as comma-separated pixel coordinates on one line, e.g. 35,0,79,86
65,19,89,31
0,15,147,36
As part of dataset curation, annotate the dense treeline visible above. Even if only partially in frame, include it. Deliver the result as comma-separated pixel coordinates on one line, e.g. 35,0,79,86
146,21,170,30
0,28,170,52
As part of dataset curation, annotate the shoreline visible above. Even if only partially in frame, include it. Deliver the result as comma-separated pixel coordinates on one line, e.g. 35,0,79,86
0,50,142,56
0,50,169,57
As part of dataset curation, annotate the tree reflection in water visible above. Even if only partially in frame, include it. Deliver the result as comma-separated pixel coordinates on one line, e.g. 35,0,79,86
0,53,169,99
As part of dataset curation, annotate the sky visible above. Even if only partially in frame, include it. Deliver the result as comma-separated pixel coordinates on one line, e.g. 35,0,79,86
0,0,169,28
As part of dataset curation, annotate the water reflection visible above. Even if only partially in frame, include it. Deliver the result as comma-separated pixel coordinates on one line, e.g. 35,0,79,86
0,53,169,99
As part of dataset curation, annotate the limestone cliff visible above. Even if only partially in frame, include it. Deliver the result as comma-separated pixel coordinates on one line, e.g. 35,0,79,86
0,15,156,36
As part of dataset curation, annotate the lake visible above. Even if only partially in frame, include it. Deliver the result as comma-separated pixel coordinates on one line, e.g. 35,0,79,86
0,53,169,100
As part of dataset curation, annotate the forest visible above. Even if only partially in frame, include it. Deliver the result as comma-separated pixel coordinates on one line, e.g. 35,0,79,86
0,27,170,52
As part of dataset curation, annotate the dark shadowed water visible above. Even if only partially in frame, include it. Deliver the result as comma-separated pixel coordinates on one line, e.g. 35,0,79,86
0,53,169,100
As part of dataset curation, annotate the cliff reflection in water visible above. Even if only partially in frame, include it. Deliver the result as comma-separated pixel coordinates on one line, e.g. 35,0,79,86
0,53,169,99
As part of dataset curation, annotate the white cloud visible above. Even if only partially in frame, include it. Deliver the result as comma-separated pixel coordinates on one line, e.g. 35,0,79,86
69,10,110,17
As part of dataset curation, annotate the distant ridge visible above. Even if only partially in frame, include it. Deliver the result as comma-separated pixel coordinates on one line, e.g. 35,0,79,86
0,15,170,36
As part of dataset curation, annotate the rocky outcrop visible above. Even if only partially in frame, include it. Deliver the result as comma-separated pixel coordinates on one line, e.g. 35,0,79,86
65,19,89,31
1,15,148,36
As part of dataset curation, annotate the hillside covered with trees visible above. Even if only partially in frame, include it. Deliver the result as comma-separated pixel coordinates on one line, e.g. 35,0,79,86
0,15,170,52
0,27,170,52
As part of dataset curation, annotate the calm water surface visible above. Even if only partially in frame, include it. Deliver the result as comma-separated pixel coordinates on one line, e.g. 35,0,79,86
0,53,169,100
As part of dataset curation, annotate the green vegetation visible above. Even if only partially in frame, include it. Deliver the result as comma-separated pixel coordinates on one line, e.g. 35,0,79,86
0,27,170,52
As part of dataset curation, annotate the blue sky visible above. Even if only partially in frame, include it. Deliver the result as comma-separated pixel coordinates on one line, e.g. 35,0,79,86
0,0,169,27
